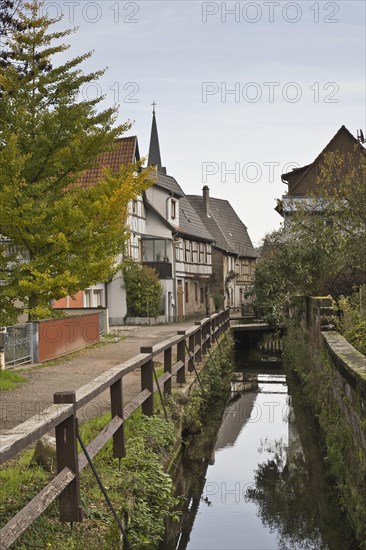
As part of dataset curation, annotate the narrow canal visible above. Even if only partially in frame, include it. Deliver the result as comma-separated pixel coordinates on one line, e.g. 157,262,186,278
161,336,358,550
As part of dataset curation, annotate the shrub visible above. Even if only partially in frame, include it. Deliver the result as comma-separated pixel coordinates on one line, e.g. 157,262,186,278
123,263,163,318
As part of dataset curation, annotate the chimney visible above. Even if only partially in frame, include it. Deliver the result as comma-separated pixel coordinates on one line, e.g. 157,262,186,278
203,185,210,217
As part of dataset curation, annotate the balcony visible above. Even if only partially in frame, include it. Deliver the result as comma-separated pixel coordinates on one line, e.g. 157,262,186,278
143,261,173,279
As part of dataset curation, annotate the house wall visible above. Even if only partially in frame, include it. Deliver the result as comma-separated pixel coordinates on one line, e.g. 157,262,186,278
145,186,179,227
107,271,126,325
289,131,362,197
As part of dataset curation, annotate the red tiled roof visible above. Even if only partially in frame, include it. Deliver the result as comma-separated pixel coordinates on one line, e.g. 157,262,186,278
76,136,138,189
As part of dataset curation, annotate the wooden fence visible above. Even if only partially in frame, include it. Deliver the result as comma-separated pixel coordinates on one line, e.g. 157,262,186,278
0,309,230,549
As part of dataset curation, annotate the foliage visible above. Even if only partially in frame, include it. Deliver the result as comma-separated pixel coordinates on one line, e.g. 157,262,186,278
283,323,366,547
337,286,366,355
182,334,233,435
0,368,25,390
0,1,152,324
123,263,163,318
0,410,179,549
115,416,180,549
253,149,366,324
213,292,224,311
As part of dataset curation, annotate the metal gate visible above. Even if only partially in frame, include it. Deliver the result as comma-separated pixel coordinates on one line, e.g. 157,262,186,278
4,324,33,367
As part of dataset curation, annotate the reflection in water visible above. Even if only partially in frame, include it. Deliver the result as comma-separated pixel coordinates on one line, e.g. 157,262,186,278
161,342,356,550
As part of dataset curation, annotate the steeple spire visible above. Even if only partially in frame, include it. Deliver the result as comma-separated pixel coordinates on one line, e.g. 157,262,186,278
148,101,162,172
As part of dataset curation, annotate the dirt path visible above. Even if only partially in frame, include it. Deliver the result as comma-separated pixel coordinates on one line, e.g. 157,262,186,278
0,321,195,432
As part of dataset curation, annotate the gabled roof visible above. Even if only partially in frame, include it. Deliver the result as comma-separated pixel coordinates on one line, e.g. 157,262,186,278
281,125,364,195
188,195,257,258
151,173,213,242
152,172,184,198
75,136,140,189
177,195,214,243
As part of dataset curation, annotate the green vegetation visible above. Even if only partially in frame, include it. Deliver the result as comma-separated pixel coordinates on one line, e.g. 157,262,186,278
283,323,366,547
253,150,366,326
337,287,366,355
0,369,25,391
0,409,180,550
123,263,163,318
0,0,152,324
0,332,233,549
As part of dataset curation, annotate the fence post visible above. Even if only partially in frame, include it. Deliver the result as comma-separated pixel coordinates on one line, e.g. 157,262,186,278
202,321,207,355
110,378,125,459
194,321,202,363
30,322,39,364
207,318,212,349
140,348,154,416
188,333,195,373
177,331,186,385
212,315,217,344
164,346,172,395
53,391,82,523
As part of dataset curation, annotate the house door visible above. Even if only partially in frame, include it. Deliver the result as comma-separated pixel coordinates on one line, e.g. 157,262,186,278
177,280,183,322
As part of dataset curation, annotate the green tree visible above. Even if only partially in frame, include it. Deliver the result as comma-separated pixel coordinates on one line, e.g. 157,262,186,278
253,150,366,324
123,263,163,318
0,1,152,323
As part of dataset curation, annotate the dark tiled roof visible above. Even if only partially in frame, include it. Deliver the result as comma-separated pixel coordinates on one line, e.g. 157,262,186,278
75,137,139,189
154,173,213,241
153,172,184,198
188,195,257,258
176,195,213,242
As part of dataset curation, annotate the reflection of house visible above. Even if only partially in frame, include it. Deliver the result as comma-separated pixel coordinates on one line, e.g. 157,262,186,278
188,187,257,309
276,125,365,225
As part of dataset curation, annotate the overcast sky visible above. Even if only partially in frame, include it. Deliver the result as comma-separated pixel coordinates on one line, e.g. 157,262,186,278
45,0,365,245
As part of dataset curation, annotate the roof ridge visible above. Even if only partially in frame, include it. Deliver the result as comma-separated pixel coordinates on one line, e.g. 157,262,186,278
291,125,361,194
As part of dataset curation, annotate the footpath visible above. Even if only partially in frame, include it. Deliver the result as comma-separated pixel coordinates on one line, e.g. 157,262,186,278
0,321,195,432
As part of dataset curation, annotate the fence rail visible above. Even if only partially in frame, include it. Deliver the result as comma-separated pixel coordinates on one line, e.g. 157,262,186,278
0,309,230,549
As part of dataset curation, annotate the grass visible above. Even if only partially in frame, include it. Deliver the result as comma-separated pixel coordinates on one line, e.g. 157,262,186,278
0,390,176,549
0,337,231,548
0,369,26,391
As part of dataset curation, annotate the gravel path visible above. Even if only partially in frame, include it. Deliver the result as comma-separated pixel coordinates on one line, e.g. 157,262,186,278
0,321,195,432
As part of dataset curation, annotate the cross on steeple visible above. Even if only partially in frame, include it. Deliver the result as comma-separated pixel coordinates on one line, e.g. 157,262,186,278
151,101,157,114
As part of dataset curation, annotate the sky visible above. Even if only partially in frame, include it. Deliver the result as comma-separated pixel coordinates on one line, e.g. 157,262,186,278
42,0,365,245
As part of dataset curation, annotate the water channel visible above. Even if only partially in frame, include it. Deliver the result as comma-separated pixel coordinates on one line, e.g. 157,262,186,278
161,336,358,550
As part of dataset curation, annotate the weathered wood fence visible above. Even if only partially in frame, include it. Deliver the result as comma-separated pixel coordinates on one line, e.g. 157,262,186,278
0,309,230,549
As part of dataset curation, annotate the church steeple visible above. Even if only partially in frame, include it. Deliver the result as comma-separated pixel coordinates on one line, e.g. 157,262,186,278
148,102,163,172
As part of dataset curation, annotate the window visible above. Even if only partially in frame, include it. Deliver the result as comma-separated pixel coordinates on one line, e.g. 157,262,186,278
141,238,171,262
94,290,103,307
200,286,204,304
191,242,198,263
185,281,189,303
185,241,191,263
199,243,205,264
194,282,198,302
171,199,177,220
84,290,91,308
132,200,138,215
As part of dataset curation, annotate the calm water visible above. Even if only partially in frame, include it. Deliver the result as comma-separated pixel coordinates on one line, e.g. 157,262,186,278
161,340,357,550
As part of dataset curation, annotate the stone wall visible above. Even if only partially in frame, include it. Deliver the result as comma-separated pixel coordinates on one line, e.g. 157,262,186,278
290,296,366,544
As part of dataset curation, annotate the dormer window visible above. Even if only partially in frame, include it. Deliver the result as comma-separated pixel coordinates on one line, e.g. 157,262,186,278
171,199,177,220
